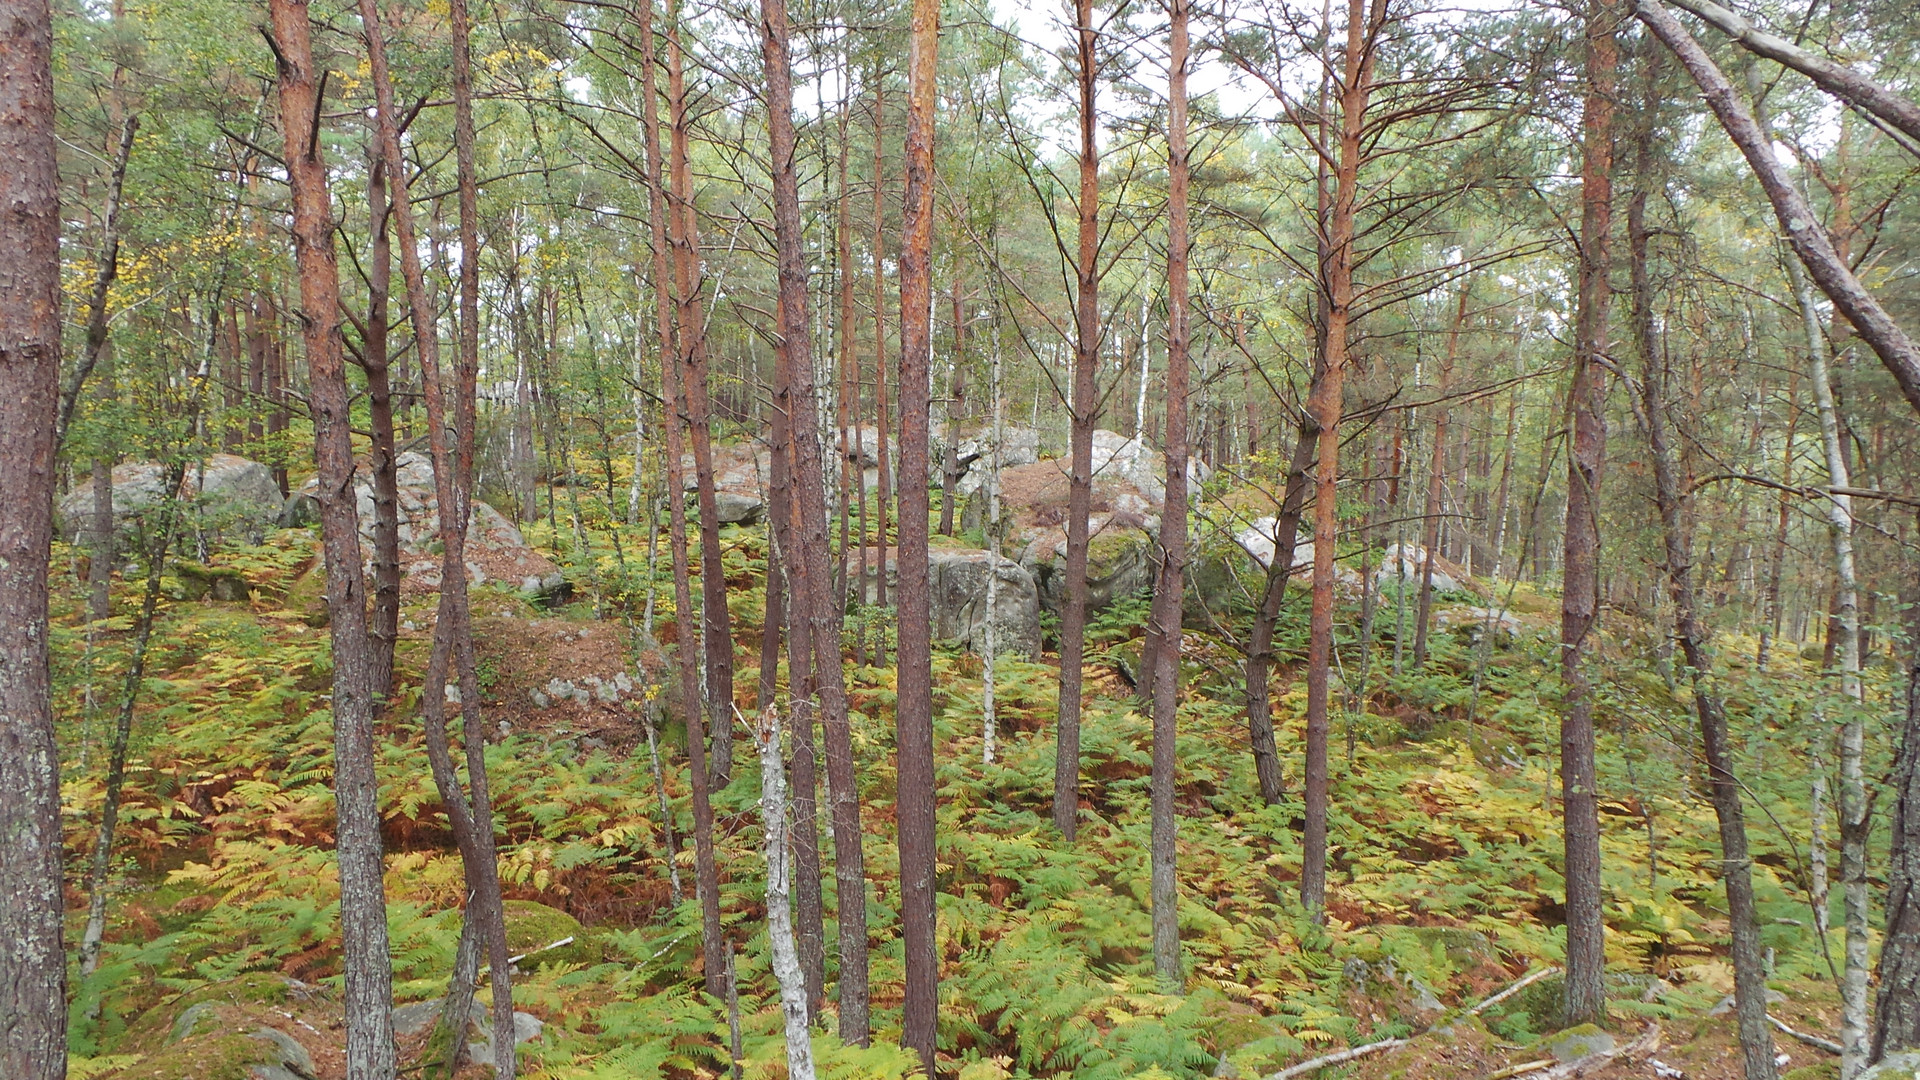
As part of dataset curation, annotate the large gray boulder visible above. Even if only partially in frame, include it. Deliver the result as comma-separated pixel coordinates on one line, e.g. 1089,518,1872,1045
284,452,568,602
855,546,1042,658
929,548,1042,659
1861,1051,1920,1080
59,454,283,546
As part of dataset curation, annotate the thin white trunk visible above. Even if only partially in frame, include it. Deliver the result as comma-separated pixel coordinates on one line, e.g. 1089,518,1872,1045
1134,298,1151,441
1811,727,1830,946
755,705,817,1080
1798,266,1868,1079
983,330,1003,764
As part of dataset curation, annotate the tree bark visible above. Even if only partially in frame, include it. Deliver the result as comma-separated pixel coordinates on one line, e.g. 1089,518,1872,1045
1878,637,1920,1059
1302,0,1379,920
0,1,64,1055
665,18,736,784
268,5,398,1075
1149,0,1191,989
1054,0,1101,841
759,0,870,1041
357,2,516,1072
362,149,401,703
1629,189,1777,1080
871,82,892,635
1244,403,1320,807
896,0,940,1062
1558,0,1616,1028
756,705,819,1080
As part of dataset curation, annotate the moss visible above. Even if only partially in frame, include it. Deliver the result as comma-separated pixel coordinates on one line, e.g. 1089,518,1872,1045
281,566,329,627
449,900,594,968
119,975,289,1051
105,1032,273,1080
1784,1065,1839,1080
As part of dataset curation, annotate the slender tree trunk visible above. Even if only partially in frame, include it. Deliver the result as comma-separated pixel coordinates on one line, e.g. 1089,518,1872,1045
1559,0,1617,1028
1413,282,1468,669
1629,189,1777,1080
765,298,827,1015
362,150,401,702
895,0,941,1062
1302,0,1378,920
666,19,736,784
983,324,1004,763
760,0,870,1040
633,0,724,997
268,6,398,1075
756,706,820,1080
871,83,892,634
1878,627,1920,1058
1149,0,1191,988
1636,0,1920,415
79,474,185,980
1244,408,1319,807
836,88,856,618
358,4,516,1072
1054,0,1101,841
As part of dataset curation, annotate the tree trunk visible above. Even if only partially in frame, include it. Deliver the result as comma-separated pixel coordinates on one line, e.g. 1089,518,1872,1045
362,150,401,703
268,5,398,1075
1244,403,1320,807
665,20,736,785
1413,282,1468,669
756,706,820,1080
358,2,517,1071
80,473,184,981
1635,0,1920,417
1302,0,1379,920
1149,0,1191,988
1629,188,1777,1080
760,0,870,1041
871,82,892,634
896,0,940,1062
0,0,65,1052
1878,636,1920,1059
1054,0,1101,841
1556,0,1617,1029
766,298,827,1015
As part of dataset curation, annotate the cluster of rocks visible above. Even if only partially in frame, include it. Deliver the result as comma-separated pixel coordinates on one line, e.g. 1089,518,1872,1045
62,451,569,605
529,671,636,709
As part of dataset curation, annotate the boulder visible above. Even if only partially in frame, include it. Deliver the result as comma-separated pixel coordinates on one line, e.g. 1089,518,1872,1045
285,452,569,604
1022,524,1155,617
954,425,1041,497
713,490,764,525
59,454,283,546
1376,542,1464,594
929,548,1042,658
1544,1024,1615,1063
1860,1051,1920,1080
855,546,1043,659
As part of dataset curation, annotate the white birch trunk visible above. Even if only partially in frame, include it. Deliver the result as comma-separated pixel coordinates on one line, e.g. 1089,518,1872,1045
1799,267,1869,1079
755,705,817,1080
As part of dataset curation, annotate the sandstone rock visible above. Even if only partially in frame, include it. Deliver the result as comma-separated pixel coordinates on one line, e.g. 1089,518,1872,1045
855,546,1042,658
286,452,568,604
1377,542,1463,594
1860,1051,1920,1080
59,454,283,546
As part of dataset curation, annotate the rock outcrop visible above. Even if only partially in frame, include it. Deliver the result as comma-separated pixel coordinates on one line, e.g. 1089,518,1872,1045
283,452,568,603
59,453,284,547
856,545,1042,658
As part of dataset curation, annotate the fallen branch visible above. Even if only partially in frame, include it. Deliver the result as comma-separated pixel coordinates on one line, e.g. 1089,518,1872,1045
1482,1059,1555,1080
1261,1038,1410,1080
1471,966,1561,1015
1769,1014,1843,1055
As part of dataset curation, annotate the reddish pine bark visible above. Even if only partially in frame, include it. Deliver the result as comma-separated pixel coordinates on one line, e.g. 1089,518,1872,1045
0,0,68,1072
268,4,398,1074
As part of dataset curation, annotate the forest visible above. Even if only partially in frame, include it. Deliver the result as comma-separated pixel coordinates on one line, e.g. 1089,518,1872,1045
1,0,1919,1076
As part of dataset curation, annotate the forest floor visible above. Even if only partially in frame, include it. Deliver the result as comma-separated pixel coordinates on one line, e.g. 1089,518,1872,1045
53,519,1865,1080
